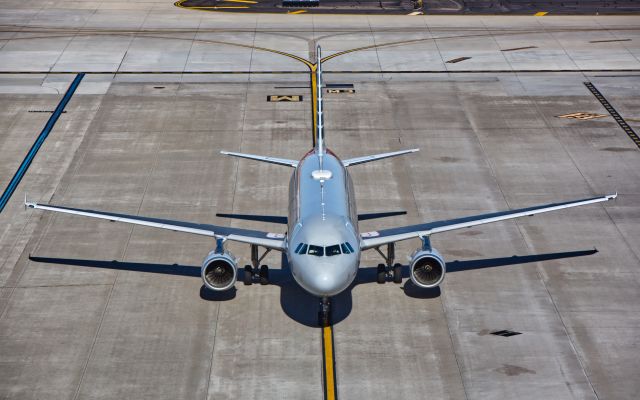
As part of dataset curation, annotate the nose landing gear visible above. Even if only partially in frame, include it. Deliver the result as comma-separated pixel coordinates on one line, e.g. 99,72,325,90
318,297,331,327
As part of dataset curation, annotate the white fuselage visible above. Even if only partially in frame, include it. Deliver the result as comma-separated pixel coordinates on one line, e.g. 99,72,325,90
287,150,360,297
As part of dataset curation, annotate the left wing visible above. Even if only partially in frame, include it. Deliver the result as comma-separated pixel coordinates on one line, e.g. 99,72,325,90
26,200,286,250
360,194,617,250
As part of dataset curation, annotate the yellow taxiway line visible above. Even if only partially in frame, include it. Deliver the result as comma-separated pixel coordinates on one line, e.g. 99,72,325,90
322,326,337,400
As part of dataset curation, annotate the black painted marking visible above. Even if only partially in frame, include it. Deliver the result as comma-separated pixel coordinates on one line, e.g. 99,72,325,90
584,81,640,149
0,73,85,214
501,46,538,52
589,38,631,43
325,83,354,88
446,56,472,64
268,95,303,102
28,110,67,113
326,88,355,94
491,330,522,337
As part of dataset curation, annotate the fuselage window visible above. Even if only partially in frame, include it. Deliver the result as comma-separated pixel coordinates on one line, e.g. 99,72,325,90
345,242,355,253
307,245,324,257
326,245,341,256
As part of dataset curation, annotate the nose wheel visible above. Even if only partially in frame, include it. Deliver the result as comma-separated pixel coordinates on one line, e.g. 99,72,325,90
318,297,331,327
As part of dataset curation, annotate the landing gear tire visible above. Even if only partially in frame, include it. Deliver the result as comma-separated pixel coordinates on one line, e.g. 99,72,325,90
393,263,403,284
243,265,253,285
318,298,331,327
376,263,386,284
259,265,269,285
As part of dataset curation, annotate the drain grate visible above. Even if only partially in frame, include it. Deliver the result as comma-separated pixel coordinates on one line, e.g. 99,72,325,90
491,330,522,337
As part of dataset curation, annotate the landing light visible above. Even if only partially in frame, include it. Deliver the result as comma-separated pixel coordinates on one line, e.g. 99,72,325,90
312,170,332,180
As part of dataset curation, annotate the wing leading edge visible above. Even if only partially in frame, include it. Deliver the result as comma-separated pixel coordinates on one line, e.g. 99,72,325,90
26,200,286,250
360,194,617,250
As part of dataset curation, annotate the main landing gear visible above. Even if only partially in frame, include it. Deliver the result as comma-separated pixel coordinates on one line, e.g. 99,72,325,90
374,243,403,284
243,244,271,285
318,297,331,327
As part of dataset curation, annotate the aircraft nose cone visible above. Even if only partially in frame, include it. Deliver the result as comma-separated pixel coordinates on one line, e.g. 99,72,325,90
298,260,355,297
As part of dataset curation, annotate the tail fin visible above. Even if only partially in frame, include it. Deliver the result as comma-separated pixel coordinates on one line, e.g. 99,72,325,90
315,45,325,156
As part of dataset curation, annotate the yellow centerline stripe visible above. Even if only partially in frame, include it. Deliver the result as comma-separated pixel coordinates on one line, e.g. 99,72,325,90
534,11,548,16
323,326,336,400
191,5,250,8
310,64,318,147
288,9,307,14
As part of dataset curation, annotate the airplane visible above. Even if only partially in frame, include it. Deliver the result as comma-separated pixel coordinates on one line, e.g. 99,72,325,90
25,46,617,327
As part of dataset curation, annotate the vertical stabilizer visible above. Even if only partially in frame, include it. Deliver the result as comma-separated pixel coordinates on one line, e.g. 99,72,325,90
316,45,325,157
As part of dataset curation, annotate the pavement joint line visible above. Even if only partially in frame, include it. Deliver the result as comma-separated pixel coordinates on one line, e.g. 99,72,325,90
584,81,640,150
0,73,85,214
1,69,639,75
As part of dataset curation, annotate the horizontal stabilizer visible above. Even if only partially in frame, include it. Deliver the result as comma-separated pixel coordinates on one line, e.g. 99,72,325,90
216,210,407,224
342,148,419,167
220,151,298,167
358,211,407,221
216,213,288,224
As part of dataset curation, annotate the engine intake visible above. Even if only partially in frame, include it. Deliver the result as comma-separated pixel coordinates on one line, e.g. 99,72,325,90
201,250,237,291
409,248,446,288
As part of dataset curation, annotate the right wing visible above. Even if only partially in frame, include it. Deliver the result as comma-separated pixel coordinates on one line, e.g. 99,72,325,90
360,194,617,250
26,200,286,250
220,151,298,167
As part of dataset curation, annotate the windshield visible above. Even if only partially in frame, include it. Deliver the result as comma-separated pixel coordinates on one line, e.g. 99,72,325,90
307,245,324,257
326,245,341,256
294,242,355,257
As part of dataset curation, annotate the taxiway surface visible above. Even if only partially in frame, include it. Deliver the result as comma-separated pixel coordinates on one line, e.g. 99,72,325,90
0,5,639,400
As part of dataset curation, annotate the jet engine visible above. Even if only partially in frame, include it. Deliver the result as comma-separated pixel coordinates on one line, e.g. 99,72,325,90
201,250,237,291
409,247,446,288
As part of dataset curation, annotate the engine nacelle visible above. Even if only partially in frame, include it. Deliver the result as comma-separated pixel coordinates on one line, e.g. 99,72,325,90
201,250,237,291
409,247,446,288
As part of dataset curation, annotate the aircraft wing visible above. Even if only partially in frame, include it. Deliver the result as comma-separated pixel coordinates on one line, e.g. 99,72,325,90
26,200,286,250
360,194,617,250
220,151,298,167
342,149,419,167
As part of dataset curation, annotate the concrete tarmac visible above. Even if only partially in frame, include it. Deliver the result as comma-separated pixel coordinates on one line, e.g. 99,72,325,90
0,5,639,400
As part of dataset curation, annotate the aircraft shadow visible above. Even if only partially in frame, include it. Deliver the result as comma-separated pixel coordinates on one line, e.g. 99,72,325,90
29,248,596,327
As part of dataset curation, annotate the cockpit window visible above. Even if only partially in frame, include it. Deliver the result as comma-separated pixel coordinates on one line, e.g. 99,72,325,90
307,245,324,257
341,243,351,254
295,243,308,254
345,242,355,253
326,245,341,256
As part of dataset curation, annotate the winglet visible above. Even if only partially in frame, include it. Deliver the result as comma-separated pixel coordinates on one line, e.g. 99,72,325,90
608,192,618,200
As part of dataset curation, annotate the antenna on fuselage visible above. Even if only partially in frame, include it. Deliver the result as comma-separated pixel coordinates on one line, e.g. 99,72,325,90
316,45,325,158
